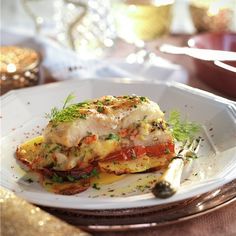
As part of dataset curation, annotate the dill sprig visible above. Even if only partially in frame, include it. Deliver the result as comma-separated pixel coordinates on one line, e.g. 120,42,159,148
45,93,87,123
62,93,76,109
168,110,200,142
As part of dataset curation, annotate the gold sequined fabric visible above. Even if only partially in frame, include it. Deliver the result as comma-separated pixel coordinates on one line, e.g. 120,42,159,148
0,187,90,236
0,46,41,94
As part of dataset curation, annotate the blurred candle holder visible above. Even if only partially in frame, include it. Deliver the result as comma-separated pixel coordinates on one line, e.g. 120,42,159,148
189,0,236,33
0,46,41,95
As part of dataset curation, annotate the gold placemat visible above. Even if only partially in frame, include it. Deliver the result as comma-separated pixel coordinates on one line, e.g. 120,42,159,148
0,187,90,236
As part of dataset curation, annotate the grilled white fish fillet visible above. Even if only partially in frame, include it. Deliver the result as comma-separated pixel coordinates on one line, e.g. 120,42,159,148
44,95,171,147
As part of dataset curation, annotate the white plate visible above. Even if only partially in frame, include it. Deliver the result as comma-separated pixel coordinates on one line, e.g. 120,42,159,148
1,78,236,210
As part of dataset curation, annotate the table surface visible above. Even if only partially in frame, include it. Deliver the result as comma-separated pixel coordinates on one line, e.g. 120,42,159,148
93,201,236,236
42,34,236,236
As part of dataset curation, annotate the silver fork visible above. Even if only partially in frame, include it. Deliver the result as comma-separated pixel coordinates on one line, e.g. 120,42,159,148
152,138,201,199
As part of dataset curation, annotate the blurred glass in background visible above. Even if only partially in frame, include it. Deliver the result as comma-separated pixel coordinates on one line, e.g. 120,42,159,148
112,0,174,43
189,0,236,33
112,0,174,64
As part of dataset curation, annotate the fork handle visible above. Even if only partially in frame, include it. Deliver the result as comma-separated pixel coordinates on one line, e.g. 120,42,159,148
152,156,185,198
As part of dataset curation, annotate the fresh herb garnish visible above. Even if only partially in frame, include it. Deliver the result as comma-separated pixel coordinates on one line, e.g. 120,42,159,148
90,169,99,178
92,183,101,190
164,148,171,154
81,169,99,179
62,93,76,109
168,110,200,142
45,93,89,123
67,175,75,182
46,144,61,153
140,96,147,102
97,106,104,113
51,173,63,183
105,133,120,141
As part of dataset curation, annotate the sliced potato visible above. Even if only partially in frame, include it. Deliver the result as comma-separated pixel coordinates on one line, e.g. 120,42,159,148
42,178,90,195
16,136,44,167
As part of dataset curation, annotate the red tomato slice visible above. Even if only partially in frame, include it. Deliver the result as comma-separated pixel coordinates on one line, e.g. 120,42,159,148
104,146,146,161
146,142,175,157
104,142,175,161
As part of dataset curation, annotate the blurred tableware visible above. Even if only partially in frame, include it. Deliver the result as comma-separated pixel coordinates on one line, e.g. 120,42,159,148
188,32,236,98
159,44,236,61
214,60,236,73
189,0,235,33
1,29,187,91
21,0,62,35
21,0,116,58
0,46,41,95
113,0,174,43
112,0,174,64
59,0,116,58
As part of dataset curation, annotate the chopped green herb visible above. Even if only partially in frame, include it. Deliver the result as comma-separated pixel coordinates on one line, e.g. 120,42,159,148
105,133,120,141
81,169,99,179
67,175,75,182
76,102,89,107
92,183,101,190
168,110,200,142
47,144,61,153
97,106,104,113
164,148,171,154
140,96,147,102
90,169,99,178
51,174,63,183
81,174,90,179
45,107,60,120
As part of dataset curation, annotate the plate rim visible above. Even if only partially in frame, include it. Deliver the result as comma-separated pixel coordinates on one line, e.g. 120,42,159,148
1,77,236,105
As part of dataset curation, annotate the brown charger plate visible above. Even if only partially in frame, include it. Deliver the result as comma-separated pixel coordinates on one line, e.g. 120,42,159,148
40,179,236,232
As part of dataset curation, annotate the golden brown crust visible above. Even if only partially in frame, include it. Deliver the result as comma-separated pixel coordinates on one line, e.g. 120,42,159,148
42,179,90,195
